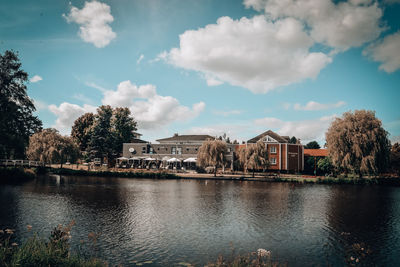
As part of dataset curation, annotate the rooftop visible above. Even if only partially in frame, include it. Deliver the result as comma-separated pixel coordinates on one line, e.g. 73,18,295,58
156,134,215,143
247,130,289,143
304,149,328,157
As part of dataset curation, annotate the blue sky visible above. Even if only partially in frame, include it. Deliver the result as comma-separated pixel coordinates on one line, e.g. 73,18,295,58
1,0,399,145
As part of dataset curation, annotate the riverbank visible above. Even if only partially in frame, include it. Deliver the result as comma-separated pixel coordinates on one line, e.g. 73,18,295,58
49,168,400,186
0,167,36,184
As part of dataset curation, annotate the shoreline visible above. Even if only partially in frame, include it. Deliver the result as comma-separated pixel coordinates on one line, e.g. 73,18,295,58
48,167,400,186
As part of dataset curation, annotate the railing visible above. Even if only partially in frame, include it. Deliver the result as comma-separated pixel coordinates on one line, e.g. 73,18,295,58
0,159,44,167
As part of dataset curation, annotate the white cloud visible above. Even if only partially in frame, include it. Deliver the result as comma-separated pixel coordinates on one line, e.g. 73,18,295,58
293,100,346,111
30,75,42,83
363,31,400,73
244,0,384,51
63,1,116,48
254,115,337,143
391,135,400,144
102,80,205,129
49,81,205,134
164,15,331,93
48,102,97,135
136,54,145,64
32,99,47,111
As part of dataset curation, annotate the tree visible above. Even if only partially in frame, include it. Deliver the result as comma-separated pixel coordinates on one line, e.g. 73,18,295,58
197,140,227,177
112,107,137,152
304,141,321,149
325,110,390,177
289,136,297,144
87,105,114,164
71,112,94,151
27,128,79,166
390,143,400,175
317,157,333,175
0,50,42,158
238,142,269,177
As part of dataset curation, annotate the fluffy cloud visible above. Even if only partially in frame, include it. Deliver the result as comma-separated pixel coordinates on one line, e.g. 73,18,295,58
48,103,97,134
30,75,42,83
293,100,346,111
102,81,205,129
164,16,331,93
363,31,400,73
63,1,116,48
49,81,205,134
244,0,384,51
254,115,337,143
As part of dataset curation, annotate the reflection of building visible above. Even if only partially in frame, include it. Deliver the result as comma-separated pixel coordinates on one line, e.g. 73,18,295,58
245,130,304,172
122,133,236,169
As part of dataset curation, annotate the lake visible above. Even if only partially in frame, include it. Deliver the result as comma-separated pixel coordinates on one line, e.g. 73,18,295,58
1,175,400,266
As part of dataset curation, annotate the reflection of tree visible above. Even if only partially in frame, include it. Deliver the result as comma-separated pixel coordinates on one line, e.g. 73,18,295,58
326,186,396,265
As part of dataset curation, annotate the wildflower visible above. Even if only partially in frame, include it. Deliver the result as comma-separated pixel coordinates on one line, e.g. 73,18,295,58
5,229,14,234
11,242,18,247
257,248,271,257
27,225,32,231
350,256,355,261
356,258,359,263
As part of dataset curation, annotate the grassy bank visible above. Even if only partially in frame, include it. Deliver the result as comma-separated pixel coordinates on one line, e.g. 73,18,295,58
0,167,37,184
50,168,179,179
0,223,105,267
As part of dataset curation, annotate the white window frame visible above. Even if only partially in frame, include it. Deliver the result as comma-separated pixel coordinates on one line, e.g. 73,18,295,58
270,146,277,154
270,157,276,165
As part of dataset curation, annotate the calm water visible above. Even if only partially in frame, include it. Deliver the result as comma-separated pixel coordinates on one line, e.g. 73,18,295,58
1,175,400,266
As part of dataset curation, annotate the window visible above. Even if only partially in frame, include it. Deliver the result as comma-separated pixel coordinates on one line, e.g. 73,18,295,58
177,147,182,154
149,147,154,154
270,146,277,154
270,157,276,165
172,147,176,154
186,148,190,151
227,148,231,152
142,147,146,153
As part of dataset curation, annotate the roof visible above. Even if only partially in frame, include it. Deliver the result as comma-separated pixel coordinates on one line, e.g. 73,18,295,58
247,130,289,143
129,138,148,143
156,134,215,143
304,149,328,157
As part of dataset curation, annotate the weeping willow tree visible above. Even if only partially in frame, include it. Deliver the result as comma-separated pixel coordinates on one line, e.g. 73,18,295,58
27,128,80,167
238,141,269,177
197,139,227,177
325,110,390,177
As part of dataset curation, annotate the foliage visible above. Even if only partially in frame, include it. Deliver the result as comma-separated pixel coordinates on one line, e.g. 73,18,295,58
0,50,42,158
304,141,321,149
317,157,333,175
325,110,391,177
73,106,137,165
71,113,94,151
238,142,269,176
197,140,227,176
289,136,297,144
390,143,400,175
26,128,80,165
0,223,105,267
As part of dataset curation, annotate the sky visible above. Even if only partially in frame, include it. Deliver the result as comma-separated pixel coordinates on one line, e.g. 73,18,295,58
1,0,400,145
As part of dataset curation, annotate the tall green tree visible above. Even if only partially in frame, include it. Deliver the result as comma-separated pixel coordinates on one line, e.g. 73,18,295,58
112,107,137,152
289,136,298,144
325,110,390,177
87,105,114,163
71,112,94,151
197,139,227,177
0,50,42,158
304,141,321,149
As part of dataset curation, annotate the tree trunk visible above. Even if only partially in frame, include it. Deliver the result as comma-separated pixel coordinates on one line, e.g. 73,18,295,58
214,165,217,177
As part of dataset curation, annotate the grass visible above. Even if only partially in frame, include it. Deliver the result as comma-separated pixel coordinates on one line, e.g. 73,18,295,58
50,168,179,179
0,222,105,267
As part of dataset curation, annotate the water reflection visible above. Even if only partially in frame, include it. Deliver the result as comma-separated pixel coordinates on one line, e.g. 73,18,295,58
0,176,399,266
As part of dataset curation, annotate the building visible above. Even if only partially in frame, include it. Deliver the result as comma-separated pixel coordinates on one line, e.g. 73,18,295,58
122,133,236,169
245,130,304,172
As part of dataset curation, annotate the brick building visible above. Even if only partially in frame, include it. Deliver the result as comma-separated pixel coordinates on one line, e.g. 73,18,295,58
245,130,304,172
